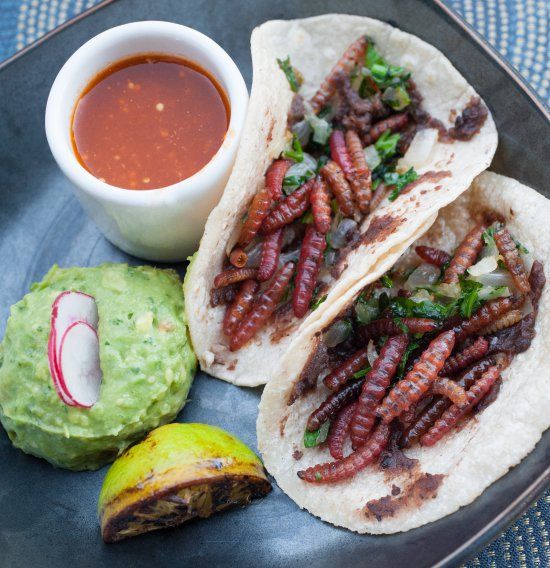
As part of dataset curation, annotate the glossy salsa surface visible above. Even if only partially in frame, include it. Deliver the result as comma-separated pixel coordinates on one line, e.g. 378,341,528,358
71,54,230,190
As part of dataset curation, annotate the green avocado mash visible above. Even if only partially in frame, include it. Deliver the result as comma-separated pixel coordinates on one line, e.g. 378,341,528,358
0,264,196,471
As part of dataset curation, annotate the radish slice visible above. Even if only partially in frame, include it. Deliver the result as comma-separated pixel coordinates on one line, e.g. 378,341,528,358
48,333,77,406
58,321,102,408
51,291,98,365
48,291,99,406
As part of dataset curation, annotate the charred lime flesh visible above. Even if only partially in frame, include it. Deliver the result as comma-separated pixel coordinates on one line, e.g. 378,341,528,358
98,423,271,542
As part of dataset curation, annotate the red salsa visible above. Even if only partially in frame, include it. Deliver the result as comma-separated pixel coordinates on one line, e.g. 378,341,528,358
71,54,230,190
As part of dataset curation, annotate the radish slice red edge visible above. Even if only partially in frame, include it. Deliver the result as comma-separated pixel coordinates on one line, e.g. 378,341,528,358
48,330,77,406
58,321,102,408
47,291,100,407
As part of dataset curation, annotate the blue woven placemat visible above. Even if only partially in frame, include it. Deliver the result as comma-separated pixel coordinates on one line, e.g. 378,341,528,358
0,1,548,566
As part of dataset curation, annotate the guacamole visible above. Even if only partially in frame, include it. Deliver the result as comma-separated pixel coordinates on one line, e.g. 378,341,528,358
0,264,196,470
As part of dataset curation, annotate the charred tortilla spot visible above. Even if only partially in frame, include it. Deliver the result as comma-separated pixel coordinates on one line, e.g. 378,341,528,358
288,337,328,404
364,473,445,521
400,170,451,196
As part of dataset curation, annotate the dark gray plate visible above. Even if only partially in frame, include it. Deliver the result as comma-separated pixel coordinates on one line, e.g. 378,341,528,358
0,1,548,567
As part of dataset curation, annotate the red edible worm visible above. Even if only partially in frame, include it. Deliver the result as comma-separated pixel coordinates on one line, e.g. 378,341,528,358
230,262,294,351
345,130,371,214
415,246,451,267
213,267,258,289
306,379,364,432
359,317,439,343
481,310,523,334
442,223,486,284
327,402,357,460
237,187,272,247
261,179,314,234
494,227,531,294
420,365,501,446
229,248,248,268
440,336,489,376
431,377,468,407
257,229,284,282
311,36,368,113
292,225,327,318
265,159,291,201
401,357,495,448
320,161,355,217
369,183,387,212
323,346,370,391
377,330,456,423
449,295,524,343
349,335,409,450
363,113,409,145
310,176,332,234
297,422,390,483
330,130,355,178
223,279,259,336
528,260,545,311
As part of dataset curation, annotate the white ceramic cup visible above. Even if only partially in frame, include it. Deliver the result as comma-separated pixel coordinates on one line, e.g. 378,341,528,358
45,21,248,262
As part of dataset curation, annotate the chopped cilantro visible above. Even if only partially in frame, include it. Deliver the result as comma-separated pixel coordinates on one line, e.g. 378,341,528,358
364,43,410,91
301,210,314,224
515,239,529,255
353,366,372,379
482,226,496,247
393,316,409,333
390,296,448,320
380,274,393,288
304,420,330,448
374,130,401,161
365,43,383,69
378,291,390,313
458,278,483,318
355,293,380,324
387,168,419,201
383,84,411,111
283,133,304,162
310,294,327,311
277,56,300,92
396,340,420,380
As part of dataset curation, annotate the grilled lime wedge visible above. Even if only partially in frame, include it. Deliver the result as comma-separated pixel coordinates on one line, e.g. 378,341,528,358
98,423,271,542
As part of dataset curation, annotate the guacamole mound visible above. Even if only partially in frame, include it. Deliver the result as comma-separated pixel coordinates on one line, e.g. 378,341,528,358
0,264,197,471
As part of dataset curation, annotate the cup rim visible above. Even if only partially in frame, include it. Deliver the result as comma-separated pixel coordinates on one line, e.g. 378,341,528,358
45,20,248,206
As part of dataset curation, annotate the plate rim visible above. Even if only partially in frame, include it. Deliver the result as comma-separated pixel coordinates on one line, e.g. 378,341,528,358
0,0,548,565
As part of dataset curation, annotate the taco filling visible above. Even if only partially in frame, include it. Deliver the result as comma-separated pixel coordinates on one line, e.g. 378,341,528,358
211,37,489,352
288,217,544,485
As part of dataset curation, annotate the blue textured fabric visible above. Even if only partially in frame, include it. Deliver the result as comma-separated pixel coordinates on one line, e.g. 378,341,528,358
0,1,548,566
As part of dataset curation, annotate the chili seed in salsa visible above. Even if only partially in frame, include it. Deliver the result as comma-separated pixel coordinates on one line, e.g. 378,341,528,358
71,54,230,190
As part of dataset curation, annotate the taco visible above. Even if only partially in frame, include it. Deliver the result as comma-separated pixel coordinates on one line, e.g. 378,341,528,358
257,171,549,533
185,15,497,386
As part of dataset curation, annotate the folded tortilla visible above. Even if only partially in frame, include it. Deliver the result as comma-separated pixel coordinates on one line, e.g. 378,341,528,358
257,171,550,533
185,14,497,386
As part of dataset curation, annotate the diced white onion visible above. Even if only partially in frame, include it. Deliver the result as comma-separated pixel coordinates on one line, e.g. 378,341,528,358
364,145,381,170
398,128,438,170
478,285,510,301
404,263,440,290
472,268,514,288
367,340,378,367
468,255,498,277
436,282,461,299
410,288,434,303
